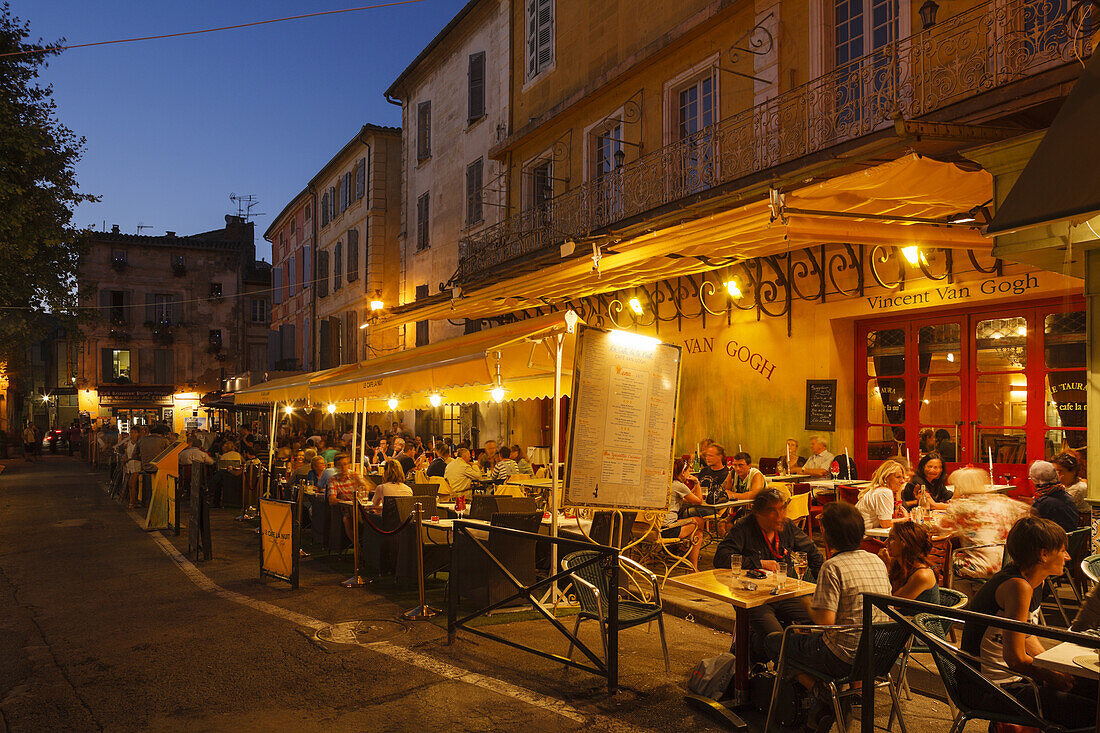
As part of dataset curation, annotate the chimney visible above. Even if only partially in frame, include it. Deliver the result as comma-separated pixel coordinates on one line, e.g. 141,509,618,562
165,231,175,237
111,224,120,233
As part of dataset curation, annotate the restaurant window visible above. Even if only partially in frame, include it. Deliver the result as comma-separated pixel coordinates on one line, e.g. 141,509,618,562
857,300,1086,478
442,404,462,443
1043,310,1086,458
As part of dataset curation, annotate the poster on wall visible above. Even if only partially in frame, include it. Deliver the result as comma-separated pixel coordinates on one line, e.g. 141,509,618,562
564,326,682,510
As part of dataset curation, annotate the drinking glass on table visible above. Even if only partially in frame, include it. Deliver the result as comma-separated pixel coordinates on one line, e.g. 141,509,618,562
775,561,787,590
728,554,742,580
790,552,808,582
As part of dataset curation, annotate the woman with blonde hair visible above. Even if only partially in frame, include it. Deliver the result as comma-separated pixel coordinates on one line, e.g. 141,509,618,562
934,466,1029,580
855,459,910,530
368,458,412,512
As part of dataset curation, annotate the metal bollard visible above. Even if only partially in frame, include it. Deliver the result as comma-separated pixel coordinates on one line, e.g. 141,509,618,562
402,501,440,620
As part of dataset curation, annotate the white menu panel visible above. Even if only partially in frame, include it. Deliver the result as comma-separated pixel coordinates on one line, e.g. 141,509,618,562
564,327,681,510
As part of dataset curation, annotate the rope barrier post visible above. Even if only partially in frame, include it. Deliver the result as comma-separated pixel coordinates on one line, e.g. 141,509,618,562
402,501,440,620
341,488,369,587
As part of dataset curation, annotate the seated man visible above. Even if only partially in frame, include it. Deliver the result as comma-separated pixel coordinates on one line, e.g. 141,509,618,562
697,443,731,500
490,445,519,481
728,452,768,501
961,516,1096,731
372,438,392,463
715,489,824,663
764,502,890,731
444,447,483,497
397,442,417,476
426,443,449,478
801,436,836,479
326,453,367,541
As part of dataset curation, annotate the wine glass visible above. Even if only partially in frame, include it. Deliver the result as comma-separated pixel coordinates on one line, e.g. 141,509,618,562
790,552,808,582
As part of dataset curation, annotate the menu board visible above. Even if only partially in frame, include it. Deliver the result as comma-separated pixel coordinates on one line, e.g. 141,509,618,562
564,326,682,510
805,379,837,432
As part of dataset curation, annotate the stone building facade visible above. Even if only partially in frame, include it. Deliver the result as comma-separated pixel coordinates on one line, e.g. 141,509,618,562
266,189,314,372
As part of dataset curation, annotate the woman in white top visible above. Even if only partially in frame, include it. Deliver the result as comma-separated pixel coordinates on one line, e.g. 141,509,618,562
369,458,413,512
855,459,909,531
661,459,706,569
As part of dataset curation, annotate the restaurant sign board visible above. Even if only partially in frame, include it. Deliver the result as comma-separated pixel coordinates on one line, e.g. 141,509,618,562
259,498,299,588
98,385,175,406
565,326,682,510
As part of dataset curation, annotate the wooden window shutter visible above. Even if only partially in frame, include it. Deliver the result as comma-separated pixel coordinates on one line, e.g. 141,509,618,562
321,192,329,226
169,295,183,325
317,250,329,297
100,348,113,382
417,101,431,160
347,228,359,282
333,243,343,290
145,293,155,324
466,159,483,225
356,156,366,199
417,193,429,250
468,52,486,121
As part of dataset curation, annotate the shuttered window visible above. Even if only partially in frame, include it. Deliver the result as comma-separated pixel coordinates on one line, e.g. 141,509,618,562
347,227,359,282
416,193,430,251
287,257,295,294
329,186,337,220
333,242,343,291
466,158,484,225
468,52,486,121
356,155,367,199
302,245,311,289
319,318,331,369
341,172,351,211
279,324,295,361
526,0,554,80
345,311,358,365
317,250,329,297
417,101,431,161
321,192,330,226
153,349,174,384
415,284,430,347
273,267,284,304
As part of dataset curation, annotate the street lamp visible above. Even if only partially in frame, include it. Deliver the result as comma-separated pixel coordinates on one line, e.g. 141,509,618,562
919,0,939,28
614,148,625,169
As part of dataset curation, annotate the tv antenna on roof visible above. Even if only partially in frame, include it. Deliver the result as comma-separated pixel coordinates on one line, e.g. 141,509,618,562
229,193,263,221
136,222,152,234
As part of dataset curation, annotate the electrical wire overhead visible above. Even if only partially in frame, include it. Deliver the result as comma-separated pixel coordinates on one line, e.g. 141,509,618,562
0,0,429,58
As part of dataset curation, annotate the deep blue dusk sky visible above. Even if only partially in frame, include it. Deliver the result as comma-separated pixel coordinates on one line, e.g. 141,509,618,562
13,1,468,260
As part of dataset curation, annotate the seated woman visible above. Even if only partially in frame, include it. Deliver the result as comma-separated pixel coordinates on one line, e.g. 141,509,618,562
511,444,533,475
855,459,910,531
960,517,1096,730
368,458,413,513
1051,450,1088,512
661,459,707,570
878,521,939,603
901,452,951,510
935,466,1030,581
1029,459,1079,533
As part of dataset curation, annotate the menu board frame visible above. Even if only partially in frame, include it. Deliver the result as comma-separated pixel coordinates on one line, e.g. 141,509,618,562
804,379,837,432
563,326,682,511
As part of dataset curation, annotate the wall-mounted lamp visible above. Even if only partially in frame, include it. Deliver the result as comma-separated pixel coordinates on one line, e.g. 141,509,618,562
919,0,939,28
628,297,644,315
370,300,384,312
724,280,742,299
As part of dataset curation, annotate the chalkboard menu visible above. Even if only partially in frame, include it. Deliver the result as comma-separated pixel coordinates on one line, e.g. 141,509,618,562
805,379,837,432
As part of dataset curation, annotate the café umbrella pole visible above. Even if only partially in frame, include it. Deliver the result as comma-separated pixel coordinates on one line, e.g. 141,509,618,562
402,501,440,619
341,486,369,587
550,332,563,607
358,399,367,470
350,400,358,471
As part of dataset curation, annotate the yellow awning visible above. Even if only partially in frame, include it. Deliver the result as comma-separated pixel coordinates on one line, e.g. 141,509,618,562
233,364,360,406
309,312,581,412
375,154,992,329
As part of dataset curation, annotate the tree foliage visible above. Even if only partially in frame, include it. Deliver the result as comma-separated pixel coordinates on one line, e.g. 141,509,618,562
0,2,96,362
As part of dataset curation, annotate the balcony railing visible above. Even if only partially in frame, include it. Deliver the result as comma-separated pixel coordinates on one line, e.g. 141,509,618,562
457,0,1091,284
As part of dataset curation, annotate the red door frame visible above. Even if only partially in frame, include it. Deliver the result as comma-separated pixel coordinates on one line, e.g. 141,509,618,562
856,296,1085,495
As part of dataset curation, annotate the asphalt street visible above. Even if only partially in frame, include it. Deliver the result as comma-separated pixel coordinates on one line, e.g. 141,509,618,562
0,456,964,732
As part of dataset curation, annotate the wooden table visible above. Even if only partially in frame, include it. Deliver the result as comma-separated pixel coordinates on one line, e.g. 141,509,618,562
667,568,816,722
763,474,811,482
1034,641,1100,680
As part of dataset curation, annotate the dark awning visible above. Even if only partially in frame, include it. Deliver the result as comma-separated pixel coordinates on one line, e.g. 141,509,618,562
987,52,1100,235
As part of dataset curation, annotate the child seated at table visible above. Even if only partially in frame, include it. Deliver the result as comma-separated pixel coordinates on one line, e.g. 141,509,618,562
960,516,1096,730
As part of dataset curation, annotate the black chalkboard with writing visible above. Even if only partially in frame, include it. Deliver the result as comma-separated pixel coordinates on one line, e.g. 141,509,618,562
805,379,837,432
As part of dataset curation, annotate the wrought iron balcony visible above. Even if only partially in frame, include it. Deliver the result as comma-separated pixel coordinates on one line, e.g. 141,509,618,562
456,0,1091,285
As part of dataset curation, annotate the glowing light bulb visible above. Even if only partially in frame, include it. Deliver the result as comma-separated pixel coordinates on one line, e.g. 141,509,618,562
628,297,643,315
387,398,398,411
370,300,384,311
724,280,742,299
429,393,442,407
947,352,954,362
491,386,506,403
901,246,921,264
326,403,336,414
284,405,293,415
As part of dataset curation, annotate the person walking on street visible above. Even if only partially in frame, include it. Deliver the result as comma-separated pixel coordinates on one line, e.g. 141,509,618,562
22,424,36,463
